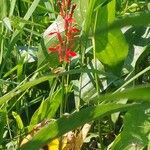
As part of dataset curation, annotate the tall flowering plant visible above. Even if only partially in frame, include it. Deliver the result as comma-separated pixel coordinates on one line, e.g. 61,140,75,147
48,0,80,63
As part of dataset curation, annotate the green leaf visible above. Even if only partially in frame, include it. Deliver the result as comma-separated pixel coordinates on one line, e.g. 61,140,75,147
82,0,96,35
95,84,150,103
0,110,6,145
12,111,24,130
9,0,17,17
98,12,150,33
46,88,62,119
37,38,59,68
0,0,9,20
73,0,88,26
20,103,135,150
30,88,62,125
0,68,105,106
81,0,112,35
94,0,128,75
10,0,41,46
111,103,150,150
2,17,12,31
0,75,55,105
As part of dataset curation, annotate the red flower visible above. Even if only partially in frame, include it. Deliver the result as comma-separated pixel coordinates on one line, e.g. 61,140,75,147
66,27,80,40
66,50,77,57
65,49,77,62
64,15,74,30
48,47,57,52
49,31,63,44
65,15,74,23
47,0,79,63
66,30,73,40
48,45,63,62
70,27,80,33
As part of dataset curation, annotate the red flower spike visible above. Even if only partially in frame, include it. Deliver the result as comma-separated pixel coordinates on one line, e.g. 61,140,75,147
66,15,74,23
64,15,74,30
64,19,69,30
47,0,79,63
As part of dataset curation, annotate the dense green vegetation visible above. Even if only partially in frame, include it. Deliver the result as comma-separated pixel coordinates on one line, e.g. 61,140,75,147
0,0,150,149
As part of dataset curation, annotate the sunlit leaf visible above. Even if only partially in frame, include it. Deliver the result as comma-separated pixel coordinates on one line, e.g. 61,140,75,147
20,103,135,150
94,0,128,75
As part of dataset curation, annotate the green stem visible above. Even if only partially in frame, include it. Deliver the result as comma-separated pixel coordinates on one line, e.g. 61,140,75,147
115,66,150,93
92,9,104,150
92,36,104,150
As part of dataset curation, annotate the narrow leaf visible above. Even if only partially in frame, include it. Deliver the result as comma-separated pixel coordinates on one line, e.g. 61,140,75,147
20,103,135,150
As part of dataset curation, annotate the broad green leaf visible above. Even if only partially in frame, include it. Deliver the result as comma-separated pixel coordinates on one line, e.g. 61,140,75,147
94,0,128,75
73,59,116,105
97,12,150,33
73,0,88,25
111,103,150,150
20,103,135,150
80,0,113,34
95,84,150,103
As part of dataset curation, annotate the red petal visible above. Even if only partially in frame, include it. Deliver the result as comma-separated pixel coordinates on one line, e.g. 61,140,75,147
56,32,63,44
57,46,63,62
70,27,80,33
65,15,74,23
48,47,57,52
66,50,77,57
48,32,57,36
66,31,73,40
